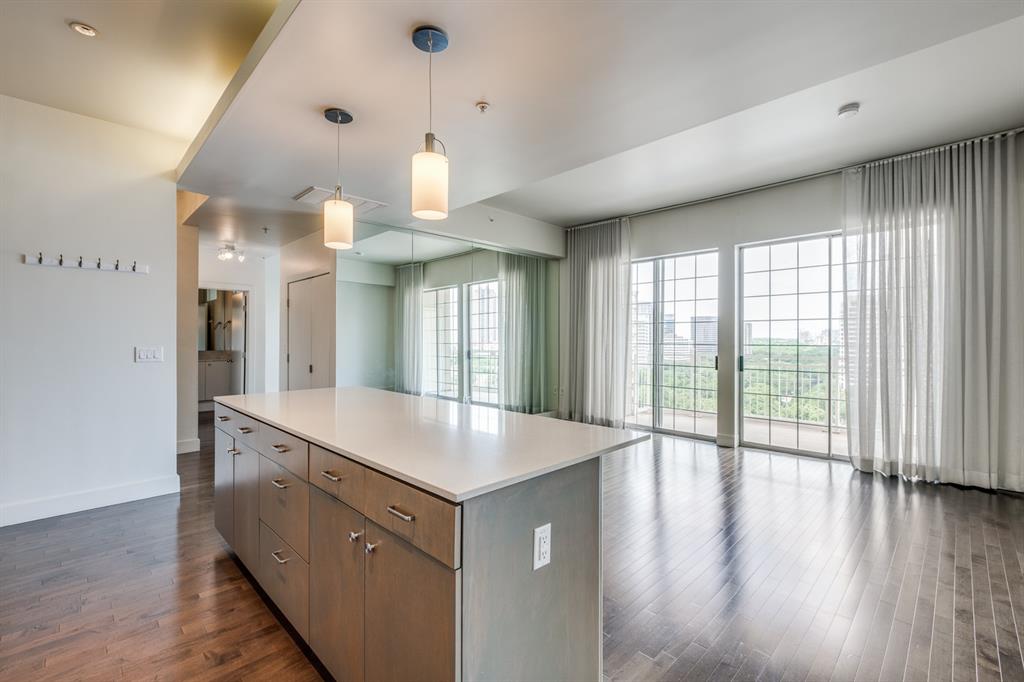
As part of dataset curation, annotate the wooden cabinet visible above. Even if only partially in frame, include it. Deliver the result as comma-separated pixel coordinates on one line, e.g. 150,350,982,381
364,469,460,569
233,443,261,573
364,521,458,682
309,488,365,682
213,427,235,545
259,456,310,561
259,522,310,640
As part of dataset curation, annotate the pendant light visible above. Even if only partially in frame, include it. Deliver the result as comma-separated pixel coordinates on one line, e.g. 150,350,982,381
323,107,354,249
411,25,449,221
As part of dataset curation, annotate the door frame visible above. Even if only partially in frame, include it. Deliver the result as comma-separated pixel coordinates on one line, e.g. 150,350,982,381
286,272,334,391
735,232,848,461
200,281,252,395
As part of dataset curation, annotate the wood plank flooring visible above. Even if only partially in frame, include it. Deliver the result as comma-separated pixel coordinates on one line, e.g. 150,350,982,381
1,418,1022,681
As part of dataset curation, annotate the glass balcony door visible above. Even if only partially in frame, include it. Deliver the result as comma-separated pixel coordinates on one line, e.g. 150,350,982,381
628,251,718,439
739,235,847,457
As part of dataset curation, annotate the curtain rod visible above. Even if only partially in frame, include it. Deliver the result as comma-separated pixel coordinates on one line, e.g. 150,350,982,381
568,124,1023,230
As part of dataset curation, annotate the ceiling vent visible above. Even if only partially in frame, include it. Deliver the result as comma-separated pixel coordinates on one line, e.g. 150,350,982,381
292,186,387,215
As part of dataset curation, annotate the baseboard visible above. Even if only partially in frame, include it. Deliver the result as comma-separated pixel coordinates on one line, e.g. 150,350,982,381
0,474,181,528
716,433,737,448
177,438,201,454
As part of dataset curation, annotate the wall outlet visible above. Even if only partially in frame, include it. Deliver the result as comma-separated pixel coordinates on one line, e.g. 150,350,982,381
533,523,551,570
134,346,164,363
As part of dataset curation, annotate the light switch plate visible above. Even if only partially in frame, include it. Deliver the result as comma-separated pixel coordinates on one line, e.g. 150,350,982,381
134,346,164,363
533,523,551,570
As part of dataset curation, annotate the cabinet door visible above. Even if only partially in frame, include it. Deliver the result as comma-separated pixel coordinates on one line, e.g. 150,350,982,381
207,361,231,399
213,428,235,545
309,488,365,682
233,444,261,574
364,521,457,682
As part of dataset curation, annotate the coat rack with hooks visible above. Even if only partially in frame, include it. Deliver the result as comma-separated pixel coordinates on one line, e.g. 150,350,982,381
22,253,150,274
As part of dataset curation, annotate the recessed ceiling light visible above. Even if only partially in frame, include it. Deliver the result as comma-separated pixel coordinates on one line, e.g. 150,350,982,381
69,21,98,37
837,102,860,120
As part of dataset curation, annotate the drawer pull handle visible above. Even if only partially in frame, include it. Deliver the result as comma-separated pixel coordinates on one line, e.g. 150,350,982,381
348,531,363,543
364,541,380,555
271,443,290,453
320,470,344,483
216,415,230,422
386,505,415,523
237,426,253,434
271,478,290,490
227,448,241,456
271,550,289,564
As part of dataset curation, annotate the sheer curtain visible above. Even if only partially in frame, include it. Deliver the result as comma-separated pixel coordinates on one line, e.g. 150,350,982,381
394,262,423,395
844,131,1023,490
565,218,631,427
498,252,547,413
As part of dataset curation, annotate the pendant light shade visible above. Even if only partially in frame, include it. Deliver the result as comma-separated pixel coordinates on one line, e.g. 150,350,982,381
411,26,449,221
412,144,448,220
323,107,355,250
324,195,354,249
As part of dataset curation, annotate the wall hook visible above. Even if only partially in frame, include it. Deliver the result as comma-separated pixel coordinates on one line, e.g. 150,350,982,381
132,260,137,272
59,254,64,266
115,259,120,271
78,256,83,267
37,252,43,264
96,257,102,269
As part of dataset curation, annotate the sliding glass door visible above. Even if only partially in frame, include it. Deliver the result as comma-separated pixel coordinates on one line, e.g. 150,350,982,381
467,281,500,405
739,235,847,457
628,251,718,438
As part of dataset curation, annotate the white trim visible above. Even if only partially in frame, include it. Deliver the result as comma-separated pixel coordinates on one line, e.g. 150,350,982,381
0,475,181,527
177,438,201,454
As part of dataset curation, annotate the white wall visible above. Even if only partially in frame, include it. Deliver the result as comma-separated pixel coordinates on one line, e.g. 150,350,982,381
614,174,843,445
0,95,185,526
198,244,272,394
336,281,395,389
411,203,566,259
176,218,200,453
264,253,281,392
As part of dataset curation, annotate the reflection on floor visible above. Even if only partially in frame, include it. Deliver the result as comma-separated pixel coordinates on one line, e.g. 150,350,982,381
603,435,1024,681
1,420,1022,681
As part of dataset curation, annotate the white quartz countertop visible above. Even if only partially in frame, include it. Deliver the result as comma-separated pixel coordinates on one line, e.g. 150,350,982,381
215,387,648,502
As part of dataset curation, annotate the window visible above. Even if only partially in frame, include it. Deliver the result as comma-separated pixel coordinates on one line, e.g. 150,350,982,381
628,251,718,438
468,281,499,404
422,286,460,399
739,235,846,456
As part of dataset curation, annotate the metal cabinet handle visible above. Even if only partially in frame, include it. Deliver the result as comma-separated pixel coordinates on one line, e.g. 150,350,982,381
227,448,241,456
348,530,363,543
320,470,343,483
271,550,289,564
237,426,253,434
217,415,230,422
271,478,290,490
364,541,380,555
386,505,415,522
271,443,289,453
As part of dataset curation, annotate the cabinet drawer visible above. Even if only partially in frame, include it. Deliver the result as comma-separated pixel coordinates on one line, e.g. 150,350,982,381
364,470,461,569
260,456,309,561
259,423,308,479
259,522,309,641
214,404,260,448
308,444,365,511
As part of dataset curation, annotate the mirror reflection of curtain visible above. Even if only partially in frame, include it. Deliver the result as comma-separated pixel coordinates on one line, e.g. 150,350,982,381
498,253,547,413
394,263,424,394
565,218,631,427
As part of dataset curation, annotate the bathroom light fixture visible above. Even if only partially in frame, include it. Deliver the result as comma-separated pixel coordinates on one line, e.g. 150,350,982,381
837,102,860,120
217,245,235,261
69,21,97,37
323,108,355,249
410,25,449,221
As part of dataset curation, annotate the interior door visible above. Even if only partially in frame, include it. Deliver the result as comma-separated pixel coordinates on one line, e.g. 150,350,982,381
288,274,332,390
229,291,246,394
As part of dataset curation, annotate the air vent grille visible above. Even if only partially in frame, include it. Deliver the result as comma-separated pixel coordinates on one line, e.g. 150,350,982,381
292,186,388,215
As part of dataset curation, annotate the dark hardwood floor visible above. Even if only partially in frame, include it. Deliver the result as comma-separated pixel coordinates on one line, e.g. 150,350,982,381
2,416,1022,681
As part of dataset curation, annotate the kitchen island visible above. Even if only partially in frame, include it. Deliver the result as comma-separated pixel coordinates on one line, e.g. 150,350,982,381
213,387,646,681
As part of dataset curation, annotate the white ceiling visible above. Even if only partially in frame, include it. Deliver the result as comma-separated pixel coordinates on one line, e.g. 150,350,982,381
175,1,1024,241
487,16,1024,225
0,0,278,143
342,229,473,266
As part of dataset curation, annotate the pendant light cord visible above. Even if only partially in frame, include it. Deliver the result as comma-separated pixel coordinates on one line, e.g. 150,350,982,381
335,116,341,198
427,33,433,134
